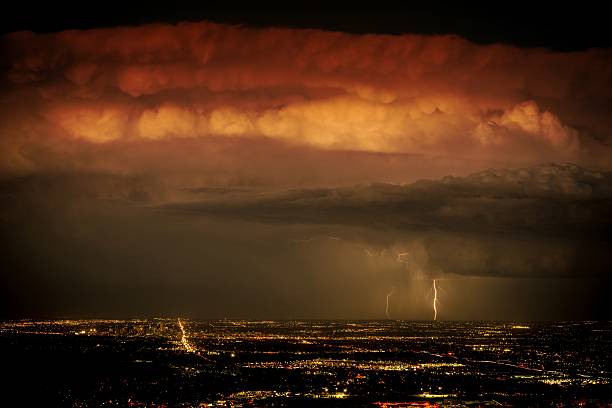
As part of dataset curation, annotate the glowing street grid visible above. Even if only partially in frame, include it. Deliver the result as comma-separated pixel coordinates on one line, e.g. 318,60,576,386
2,320,610,406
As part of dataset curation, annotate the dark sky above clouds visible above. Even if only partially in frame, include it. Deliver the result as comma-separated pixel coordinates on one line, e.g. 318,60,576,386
2,1,611,50
1,5,610,320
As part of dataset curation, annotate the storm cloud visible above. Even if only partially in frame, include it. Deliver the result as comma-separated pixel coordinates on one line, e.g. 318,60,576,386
1,21,611,319
161,163,612,279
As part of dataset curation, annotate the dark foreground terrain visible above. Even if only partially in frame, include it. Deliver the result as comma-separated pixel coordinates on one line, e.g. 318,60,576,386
1,320,610,406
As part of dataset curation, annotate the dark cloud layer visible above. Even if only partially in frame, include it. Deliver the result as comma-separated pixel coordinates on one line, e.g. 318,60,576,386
164,163,612,279
166,163,612,234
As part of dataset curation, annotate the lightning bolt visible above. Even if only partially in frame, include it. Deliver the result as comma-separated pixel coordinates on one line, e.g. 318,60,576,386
385,287,395,319
432,279,438,321
383,251,409,320
396,252,410,262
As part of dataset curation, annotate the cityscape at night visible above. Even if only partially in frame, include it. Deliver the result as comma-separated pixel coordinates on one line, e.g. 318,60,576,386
2,319,610,406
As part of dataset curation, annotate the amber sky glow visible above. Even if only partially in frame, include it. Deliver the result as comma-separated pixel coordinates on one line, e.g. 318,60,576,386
1,21,611,319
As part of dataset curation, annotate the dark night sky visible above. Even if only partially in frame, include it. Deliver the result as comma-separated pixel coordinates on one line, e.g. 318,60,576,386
1,1,611,50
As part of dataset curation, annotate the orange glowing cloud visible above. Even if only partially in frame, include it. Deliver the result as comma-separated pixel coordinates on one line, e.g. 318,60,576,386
1,21,611,180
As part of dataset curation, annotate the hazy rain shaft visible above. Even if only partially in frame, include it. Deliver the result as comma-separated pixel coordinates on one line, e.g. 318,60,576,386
1,21,611,320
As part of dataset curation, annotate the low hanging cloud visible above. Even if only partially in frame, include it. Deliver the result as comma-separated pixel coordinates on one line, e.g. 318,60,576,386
163,163,612,279
1,21,612,182
165,163,612,231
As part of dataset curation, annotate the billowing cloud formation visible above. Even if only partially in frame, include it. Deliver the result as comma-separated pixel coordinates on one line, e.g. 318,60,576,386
1,21,612,182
